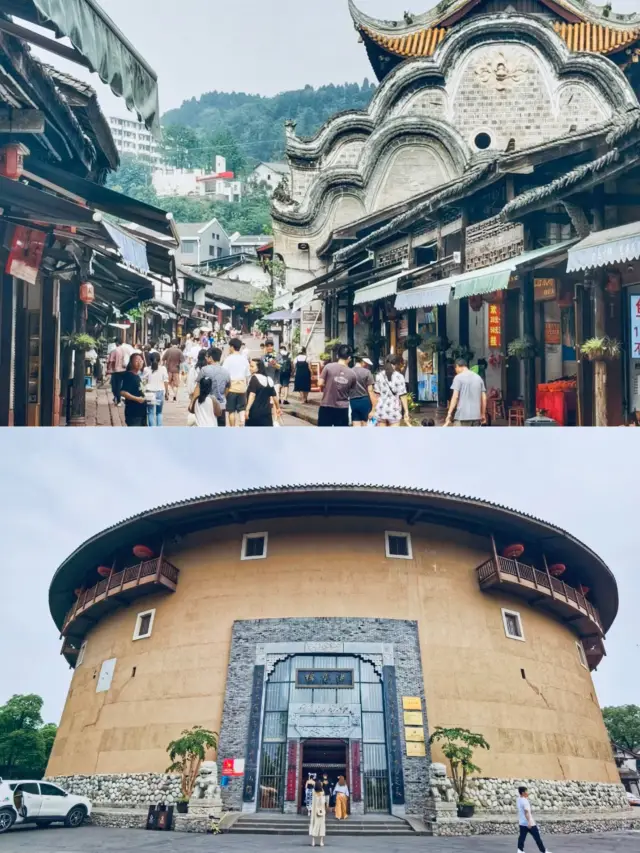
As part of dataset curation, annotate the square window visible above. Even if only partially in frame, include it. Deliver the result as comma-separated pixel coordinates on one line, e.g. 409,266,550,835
577,641,588,669
133,609,155,640
385,531,412,560
502,608,525,641
242,532,268,560
77,640,87,666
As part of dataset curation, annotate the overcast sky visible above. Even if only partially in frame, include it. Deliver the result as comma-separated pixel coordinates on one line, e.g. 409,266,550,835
0,430,637,725
28,0,640,120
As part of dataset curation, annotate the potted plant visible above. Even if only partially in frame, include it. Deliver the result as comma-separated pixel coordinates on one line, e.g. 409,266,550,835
429,726,490,819
166,725,218,814
404,334,424,350
507,336,538,359
448,344,475,363
421,336,451,355
319,352,332,366
63,333,98,352
580,337,621,362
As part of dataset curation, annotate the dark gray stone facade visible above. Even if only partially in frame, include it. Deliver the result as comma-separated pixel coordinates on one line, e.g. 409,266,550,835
217,618,431,817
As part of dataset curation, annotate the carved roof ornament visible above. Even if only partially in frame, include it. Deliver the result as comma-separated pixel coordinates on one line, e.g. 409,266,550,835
284,119,298,140
272,175,296,207
474,50,531,92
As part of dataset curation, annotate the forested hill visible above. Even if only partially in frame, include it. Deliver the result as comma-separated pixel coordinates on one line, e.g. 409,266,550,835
162,80,376,163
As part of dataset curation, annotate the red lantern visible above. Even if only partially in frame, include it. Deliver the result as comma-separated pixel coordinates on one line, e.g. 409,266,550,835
548,563,566,577
97,566,111,578
5,226,46,286
502,543,525,559
578,585,590,597
133,544,154,560
353,311,360,326
74,588,84,597
605,273,621,294
79,282,95,304
469,294,484,312
0,142,28,180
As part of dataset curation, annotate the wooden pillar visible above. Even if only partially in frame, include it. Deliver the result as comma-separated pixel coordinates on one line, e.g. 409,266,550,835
459,298,469,351
69,288,86,427
371,303,381,368
437,304,448,407
60,282,75,424
13,280,28,427
591,195,608,427
407,308,418,401
0,273,14,425
522,272,536,419
40,275,58,427
346,289,355,352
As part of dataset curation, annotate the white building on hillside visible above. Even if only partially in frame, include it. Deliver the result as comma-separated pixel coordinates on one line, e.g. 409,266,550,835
229,233,271,256
177,219,231,267
250,162,290,195
153,167,203,197
108,116,162,164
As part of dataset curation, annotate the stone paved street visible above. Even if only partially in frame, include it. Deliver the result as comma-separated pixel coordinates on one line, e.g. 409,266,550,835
4,826,640,852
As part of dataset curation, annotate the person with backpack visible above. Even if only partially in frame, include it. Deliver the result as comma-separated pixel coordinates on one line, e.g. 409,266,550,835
372,355,412,427
278,346,292,406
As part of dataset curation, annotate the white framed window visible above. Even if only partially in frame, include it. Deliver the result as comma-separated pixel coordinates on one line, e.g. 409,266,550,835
133,608,156,641
77,640,87,666
502,608,525,641
576,641,588,669
385,531,413,560
242,532,268,561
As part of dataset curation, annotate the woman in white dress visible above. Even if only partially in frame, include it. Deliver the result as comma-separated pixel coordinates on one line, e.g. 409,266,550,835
308,779,326,847
189,377,221,427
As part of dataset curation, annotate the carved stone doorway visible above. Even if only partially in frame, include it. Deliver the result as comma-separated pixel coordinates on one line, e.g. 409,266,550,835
299,739,348,814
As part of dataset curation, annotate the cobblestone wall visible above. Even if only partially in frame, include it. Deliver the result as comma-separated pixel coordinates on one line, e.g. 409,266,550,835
466,778,629,813
46,773,182,807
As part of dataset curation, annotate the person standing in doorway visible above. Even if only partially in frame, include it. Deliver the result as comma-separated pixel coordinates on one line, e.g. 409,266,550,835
120,353,147,427
444,359,487,427
294,347,312,404
318,345,356,427
309,779,326,848
350,355,376,426
224,337,251,427
517,787,551,853
162,339,184,402
106,339,130,406
333,776,350,820
142,352,169,427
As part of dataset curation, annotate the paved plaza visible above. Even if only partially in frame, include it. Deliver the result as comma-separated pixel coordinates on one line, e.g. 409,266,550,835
4,826,640,853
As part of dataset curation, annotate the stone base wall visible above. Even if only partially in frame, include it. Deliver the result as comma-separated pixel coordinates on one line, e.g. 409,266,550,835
46,774,182,807
465,778,629,814
430,812,640,836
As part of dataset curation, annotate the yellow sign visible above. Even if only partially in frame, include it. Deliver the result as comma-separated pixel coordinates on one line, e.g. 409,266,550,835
403,697,422,711
406,741,426,757
403,711,423,726
405,727,426,742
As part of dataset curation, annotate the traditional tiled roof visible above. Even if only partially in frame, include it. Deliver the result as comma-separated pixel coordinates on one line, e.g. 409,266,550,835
553,21,640,55
361,25,448,58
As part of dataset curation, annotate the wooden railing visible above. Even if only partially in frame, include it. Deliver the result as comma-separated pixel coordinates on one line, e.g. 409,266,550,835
62,557,179,634
476,556,603,633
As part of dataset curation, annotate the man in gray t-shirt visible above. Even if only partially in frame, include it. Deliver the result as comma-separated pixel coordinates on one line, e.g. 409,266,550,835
444,360,487,426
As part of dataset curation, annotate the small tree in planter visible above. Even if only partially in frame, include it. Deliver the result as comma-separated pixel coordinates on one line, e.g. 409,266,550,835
580,337,621,362
429,726,490,817
166,725,218,813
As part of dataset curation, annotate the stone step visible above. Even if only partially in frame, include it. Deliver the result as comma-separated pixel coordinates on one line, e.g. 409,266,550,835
230,817,416,836
231,826,416,836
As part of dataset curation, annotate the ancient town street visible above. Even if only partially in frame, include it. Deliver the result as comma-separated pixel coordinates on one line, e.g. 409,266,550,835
4,827,640,852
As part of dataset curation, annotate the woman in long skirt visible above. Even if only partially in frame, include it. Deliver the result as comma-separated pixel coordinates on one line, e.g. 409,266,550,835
309,780,326,847
333,776,350,820
293,347,312,403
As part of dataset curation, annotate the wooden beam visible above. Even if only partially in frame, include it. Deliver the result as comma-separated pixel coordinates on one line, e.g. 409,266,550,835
0,108,44,134
0,18,93,71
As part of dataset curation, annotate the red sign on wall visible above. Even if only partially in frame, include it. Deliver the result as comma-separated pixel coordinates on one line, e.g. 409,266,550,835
351,741,362,803
487,303,502,350
286,740,298,801
222,758,245,778
5,225,46,285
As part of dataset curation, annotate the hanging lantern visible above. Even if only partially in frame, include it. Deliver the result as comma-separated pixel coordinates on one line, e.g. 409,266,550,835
578,584,590,597
548,563,566,577
502,543,525,559
353,311,360,326
97,566,111,578
485,290,505,305
133,544,154,560
605,273,621,294
469,294,484,312
0,142,29,180
79,282,95,304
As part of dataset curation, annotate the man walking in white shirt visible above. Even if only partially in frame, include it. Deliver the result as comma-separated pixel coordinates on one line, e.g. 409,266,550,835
517,787,551,853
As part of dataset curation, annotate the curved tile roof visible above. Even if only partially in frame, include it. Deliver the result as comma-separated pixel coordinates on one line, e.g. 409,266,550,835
49,484,619,634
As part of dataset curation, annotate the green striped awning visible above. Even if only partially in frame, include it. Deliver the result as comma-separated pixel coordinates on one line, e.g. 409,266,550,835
353,272,402,306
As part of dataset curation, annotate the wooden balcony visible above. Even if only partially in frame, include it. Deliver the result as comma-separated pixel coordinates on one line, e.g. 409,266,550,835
61,557,179,639
477,555,605,668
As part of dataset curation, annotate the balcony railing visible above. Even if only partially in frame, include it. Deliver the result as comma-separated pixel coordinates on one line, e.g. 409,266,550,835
62,557,179,637
477,555,604,636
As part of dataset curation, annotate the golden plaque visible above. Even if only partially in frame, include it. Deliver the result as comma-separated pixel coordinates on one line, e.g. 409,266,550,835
402,696,422,711
406,741,426,757
404,727,425,742
404,711,423,726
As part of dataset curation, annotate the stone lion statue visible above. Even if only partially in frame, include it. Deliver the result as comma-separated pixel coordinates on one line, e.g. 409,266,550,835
191,761,220,800
429,762,456,802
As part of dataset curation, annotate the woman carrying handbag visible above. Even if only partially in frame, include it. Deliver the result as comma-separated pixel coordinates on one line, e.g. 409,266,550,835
309,779,326,847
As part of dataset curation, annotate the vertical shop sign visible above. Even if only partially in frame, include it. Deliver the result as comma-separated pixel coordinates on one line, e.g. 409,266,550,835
286,740,298,801
351,741,362,802
243,665,265,803
382,666,405,806
487,303,502,349
631,295,640,359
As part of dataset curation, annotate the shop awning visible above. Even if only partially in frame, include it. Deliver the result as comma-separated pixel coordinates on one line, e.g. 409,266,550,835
292,289,318,312
273,292,293,310
103,222,149,274
566,222,640,272
263,310,301,322
26,0,160,135
395,281,453,310
214,301,233,311
453,240,577,300
353,271,402,306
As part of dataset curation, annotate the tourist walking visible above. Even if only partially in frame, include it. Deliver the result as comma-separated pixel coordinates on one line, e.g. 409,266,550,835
189,377,221,427
321,773,331,814
372,355,411,427
246,359,281,427
444,358,487,427
224,337,251,427
162,339,184,402
120,353,147,427
309,779,326,848
350,355,376,426
187,348,207,397
294,347,312,403
106,339,130,406
262,340,281,395
142,353,169,427
333,776,350,820
279,346,292,405
517,787,551,853
318,345,356,427
197,347,230,427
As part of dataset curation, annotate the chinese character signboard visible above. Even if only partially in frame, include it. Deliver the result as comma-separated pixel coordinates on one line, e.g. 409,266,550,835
534,278,557,302
402,697,422,711
296,669,354,688
545,322,561,346
407,741,426,757
632,295,640,360
487,303,502,349
222,759,245,778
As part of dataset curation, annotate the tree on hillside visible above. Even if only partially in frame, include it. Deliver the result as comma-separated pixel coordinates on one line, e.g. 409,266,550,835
603,705,640,752
106,155,157,206
0,694,58,779
162,124,200,169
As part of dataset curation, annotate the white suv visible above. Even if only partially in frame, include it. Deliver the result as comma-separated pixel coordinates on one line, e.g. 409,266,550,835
0,779,92,833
